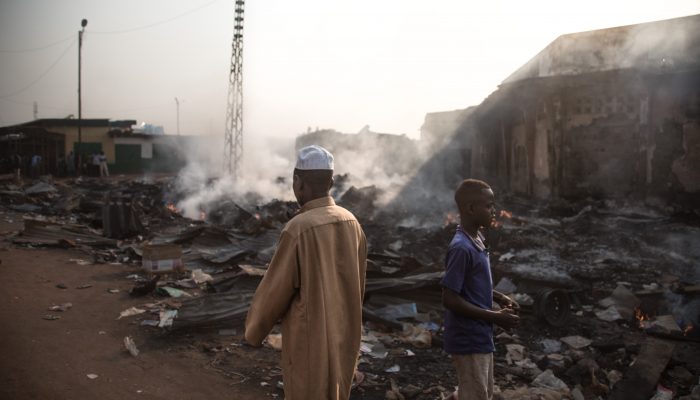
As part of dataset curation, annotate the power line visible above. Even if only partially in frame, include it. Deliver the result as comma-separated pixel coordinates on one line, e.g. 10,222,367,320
0,97,172,113
0,39,77,98
0,0,221,55
0,34,74,53
91,0,222,35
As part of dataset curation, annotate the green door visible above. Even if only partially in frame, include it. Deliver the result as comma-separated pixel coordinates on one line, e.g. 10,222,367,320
114,144,142,173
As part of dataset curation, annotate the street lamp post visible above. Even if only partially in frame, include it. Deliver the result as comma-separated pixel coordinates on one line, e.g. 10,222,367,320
77,18,87,174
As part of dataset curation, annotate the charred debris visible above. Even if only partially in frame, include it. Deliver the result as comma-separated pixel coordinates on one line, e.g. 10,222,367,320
2,172,699,400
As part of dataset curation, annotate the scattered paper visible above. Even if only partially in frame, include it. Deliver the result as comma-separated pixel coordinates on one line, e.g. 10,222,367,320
117,307,146,320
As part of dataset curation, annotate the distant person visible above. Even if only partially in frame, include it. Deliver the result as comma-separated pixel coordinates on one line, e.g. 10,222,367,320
245,145,367,400
66,151,75,176
12,154,22,181
30,154,42,178
442,179,520,400
91,153,100,177
98,151,109,177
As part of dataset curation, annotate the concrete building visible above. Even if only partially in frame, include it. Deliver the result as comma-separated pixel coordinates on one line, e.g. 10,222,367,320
422,14,700,203
0,118,186,175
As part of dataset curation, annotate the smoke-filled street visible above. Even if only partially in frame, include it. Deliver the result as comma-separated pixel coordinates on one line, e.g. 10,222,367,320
2,2,700,400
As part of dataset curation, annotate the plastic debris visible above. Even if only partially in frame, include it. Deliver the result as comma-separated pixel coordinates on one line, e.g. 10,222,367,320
595,306,624,322
385,364,400,373
156,286,192,298
191,269,213,284
560,335,592,349
42,314,61,321
505,344,526,364
48,302,72,312
374,303,417,320
532,369,569,391
124,336,139,357
494,277,517,294
400,324,431,348
158,309,177,328
117,307,146,320
540,338,562,354
649,384,674,400
86,374,99,380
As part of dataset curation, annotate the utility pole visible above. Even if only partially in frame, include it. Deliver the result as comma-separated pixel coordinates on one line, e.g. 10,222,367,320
224,0,245,177
78,18,87,174
33,101,38,120
174,97,180,136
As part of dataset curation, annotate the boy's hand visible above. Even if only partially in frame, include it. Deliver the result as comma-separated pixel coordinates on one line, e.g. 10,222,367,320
494,308,520,329
494,291,520,311
502,296,520,311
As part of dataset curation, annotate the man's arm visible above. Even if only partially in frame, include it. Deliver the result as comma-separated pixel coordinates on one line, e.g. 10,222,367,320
442,288,519,329
244,231,299,347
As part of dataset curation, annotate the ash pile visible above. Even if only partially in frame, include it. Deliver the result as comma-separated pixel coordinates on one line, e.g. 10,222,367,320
2,174,699,400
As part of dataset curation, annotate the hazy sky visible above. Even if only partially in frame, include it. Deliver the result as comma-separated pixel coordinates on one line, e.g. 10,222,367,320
1,0,699,139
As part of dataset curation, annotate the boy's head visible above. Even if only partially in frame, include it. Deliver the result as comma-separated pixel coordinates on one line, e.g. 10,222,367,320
455,179,495,228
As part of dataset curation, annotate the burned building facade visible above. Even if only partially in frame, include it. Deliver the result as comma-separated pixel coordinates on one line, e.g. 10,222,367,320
429,15,700,203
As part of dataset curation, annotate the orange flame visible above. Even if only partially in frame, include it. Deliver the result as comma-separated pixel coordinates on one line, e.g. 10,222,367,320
683,324,694,336
166,203,179,214
443,212,459,227
634,307,650,329
254,213,261,220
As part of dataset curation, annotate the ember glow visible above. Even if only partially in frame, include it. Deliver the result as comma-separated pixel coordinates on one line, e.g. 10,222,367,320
634,306,650,329
683,323,694,336
491,209,513,229
443,212,459,227
166,203,179,214
499,210,513,219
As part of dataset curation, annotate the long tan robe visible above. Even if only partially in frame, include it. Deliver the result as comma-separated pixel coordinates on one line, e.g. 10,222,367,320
245,196,367,400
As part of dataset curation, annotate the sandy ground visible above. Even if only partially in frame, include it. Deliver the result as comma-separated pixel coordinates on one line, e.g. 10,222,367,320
0,216,278,399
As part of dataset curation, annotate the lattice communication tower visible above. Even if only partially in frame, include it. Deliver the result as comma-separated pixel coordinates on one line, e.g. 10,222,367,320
224,0,245,176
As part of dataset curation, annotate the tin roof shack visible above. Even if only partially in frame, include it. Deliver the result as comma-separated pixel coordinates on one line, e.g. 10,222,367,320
0,126,64,176
471,14,700,202
8,118,136,165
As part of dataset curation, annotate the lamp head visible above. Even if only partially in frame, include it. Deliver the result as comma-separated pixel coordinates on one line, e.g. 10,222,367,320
81,19,88,28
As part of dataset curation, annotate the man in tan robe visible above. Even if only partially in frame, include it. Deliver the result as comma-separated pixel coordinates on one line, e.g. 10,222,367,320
245,145,367,400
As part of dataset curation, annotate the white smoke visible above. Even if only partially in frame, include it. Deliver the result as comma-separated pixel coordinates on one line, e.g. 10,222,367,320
172,134,295,219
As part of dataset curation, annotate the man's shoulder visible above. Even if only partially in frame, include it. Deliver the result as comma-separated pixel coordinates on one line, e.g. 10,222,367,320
283,204,360,237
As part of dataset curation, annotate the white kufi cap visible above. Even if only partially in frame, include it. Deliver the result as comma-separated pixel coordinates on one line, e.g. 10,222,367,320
295,145,334,170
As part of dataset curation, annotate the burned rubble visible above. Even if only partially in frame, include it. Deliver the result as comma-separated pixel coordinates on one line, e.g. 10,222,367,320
1,173,699,400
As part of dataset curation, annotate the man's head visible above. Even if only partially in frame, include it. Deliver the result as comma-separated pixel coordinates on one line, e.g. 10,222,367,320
454,179,495,228
293,145,334,206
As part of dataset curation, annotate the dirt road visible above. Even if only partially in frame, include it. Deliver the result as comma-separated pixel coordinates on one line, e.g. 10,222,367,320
0,245,276,400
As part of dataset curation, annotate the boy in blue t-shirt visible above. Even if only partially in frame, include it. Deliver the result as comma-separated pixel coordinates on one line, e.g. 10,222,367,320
441,179,520,400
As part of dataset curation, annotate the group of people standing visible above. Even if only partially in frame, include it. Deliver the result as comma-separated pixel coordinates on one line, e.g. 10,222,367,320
245,145,518,400
4,150,109,179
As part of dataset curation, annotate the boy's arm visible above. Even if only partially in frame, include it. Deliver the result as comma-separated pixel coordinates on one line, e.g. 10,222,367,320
493,290,520,310
442,288,519,329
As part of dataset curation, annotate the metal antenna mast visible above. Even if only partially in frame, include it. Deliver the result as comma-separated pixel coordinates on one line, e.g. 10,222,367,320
224,0,245,177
